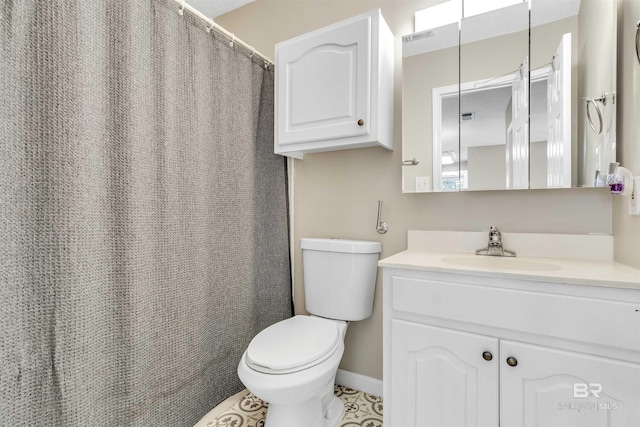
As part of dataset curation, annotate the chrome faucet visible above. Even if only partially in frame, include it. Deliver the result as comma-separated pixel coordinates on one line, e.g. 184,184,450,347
476,226,516,257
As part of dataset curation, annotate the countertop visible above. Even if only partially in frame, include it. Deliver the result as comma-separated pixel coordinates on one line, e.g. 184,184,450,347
378,250,640,290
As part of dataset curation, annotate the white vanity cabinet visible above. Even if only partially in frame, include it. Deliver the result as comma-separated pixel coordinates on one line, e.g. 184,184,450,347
390,320,499,426
501,341,640,426
382,269,640,427
274,9,394,159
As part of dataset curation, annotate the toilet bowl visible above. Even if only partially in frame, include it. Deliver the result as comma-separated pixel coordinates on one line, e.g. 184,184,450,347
237,315,348,427
237,238,381,427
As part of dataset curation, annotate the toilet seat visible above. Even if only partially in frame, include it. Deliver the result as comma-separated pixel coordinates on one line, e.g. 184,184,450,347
246,316,341,374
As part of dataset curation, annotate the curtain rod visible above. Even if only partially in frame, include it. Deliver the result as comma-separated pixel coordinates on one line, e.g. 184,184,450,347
174,0,274,65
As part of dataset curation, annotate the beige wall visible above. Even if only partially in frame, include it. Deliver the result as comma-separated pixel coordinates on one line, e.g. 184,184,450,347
614,0,640,269
218,0,618,381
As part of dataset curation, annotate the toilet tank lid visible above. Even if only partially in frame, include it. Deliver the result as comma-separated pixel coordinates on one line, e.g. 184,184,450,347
300,238,381,254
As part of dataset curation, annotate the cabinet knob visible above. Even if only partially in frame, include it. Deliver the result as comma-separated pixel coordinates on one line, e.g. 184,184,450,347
506,356,518,367
482,351,493,361
357,119,364,126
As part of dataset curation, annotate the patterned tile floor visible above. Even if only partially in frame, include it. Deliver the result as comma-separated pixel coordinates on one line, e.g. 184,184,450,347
205,384,383,427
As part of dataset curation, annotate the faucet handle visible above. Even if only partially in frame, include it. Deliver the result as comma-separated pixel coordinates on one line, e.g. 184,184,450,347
488,226,502,245
477,226,516,257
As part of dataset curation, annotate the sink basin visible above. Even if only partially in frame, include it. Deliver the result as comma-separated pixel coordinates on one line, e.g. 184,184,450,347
441,256,562,272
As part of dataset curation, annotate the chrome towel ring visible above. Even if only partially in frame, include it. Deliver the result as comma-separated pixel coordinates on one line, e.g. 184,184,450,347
585,95,605,135
585,92,615,135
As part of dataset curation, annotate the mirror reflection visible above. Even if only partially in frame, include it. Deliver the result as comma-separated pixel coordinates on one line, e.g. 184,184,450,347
531,0,617,188
459,2,529,190
402,22,459,192
401,0,617,193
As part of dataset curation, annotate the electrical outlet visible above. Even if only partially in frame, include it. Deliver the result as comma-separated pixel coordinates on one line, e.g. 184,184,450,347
630,176,640,216
416,176,431,192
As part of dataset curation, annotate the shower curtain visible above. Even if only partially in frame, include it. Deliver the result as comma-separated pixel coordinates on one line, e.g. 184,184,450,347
0,1,292,425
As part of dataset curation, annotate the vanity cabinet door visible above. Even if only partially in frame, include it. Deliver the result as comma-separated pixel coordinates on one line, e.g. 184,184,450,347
500,340,640,427
390,320,499,427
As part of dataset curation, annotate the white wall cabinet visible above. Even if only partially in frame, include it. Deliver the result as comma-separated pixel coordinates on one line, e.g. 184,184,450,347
383,269,640,427
275,9,394,159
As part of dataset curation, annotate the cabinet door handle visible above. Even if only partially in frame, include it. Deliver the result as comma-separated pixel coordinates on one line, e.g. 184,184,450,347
482,351,493,361
357,119,364,126
506,356,518,367
402,158,420,166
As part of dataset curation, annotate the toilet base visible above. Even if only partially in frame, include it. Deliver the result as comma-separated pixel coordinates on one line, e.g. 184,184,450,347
264,382,344,427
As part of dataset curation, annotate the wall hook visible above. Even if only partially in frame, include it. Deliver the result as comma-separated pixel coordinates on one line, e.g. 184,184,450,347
636,21,640,65
376,201,389,234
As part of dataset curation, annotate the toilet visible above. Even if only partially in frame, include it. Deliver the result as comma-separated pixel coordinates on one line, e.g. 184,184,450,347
237,238,381,427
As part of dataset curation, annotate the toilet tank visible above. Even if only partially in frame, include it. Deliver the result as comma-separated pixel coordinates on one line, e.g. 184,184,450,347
300,238,381,321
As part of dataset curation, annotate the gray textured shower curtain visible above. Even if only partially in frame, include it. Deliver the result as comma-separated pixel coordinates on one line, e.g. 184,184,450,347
0,1,292,425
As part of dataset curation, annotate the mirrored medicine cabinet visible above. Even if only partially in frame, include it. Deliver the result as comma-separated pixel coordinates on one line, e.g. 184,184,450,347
402,0,617,193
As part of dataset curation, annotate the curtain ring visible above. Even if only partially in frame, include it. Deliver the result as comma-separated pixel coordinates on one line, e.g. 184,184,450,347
206,19,215,33
586,97,604,135
249,46,256,59
178,0,185,15
636,21,640,65
230,34,235,47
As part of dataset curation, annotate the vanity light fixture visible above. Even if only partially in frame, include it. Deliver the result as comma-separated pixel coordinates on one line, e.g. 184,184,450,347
414,0,527,32
415,0,461,32
463,0,525,18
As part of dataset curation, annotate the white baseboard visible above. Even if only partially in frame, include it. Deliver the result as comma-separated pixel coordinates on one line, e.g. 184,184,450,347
335,369,383,398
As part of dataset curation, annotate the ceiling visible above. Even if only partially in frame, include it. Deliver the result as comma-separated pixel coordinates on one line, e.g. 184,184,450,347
187,0,255,18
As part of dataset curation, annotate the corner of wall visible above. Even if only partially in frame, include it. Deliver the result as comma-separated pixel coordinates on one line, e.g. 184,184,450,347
612,0,640,269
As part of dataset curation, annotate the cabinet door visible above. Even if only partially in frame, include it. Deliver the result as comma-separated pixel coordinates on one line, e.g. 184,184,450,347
501,340,640,427
390,320,499,427
276,14,371,145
